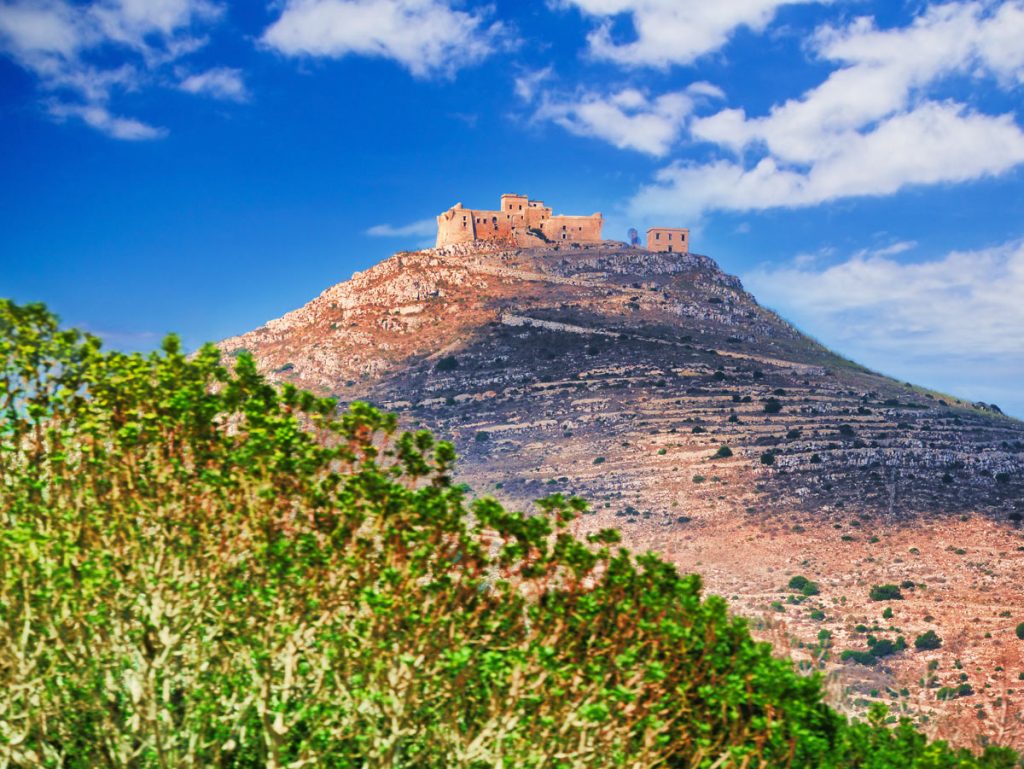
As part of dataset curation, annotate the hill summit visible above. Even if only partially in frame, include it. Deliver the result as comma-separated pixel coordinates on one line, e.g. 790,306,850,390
221,242,1022,519
221,242,1024,745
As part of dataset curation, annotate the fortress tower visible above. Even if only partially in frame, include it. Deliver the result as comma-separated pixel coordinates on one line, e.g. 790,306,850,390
436,194,603,248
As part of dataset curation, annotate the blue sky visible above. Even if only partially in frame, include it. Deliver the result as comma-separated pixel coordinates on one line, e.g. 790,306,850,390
1,0,1023,415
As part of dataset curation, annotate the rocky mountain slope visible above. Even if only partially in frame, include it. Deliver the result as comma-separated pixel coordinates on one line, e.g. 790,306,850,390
220,242,1024,748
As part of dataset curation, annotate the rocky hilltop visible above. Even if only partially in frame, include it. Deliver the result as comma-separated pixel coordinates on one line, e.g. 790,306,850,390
221,243,1024,747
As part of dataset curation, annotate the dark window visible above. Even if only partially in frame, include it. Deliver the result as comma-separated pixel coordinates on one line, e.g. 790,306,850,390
668,245,673,252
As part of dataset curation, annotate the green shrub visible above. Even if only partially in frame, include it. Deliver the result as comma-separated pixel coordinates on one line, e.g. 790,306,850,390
763,398,783,414
0,300,1017,769
1016,623,1024,640
788,575,810,591
713,445,733,459
882,607,893,620
915,631,943,651
870,584,904,601
841,650,877,666
760,452,776,466
870,638,905,658
435,354,459,371
474,430,490,442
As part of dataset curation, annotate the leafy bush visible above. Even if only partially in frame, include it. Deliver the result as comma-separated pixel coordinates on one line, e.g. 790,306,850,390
915,631,943,650
713,445,733,459
841,650,877,666
869,584,904,601
1016,622,1024,640
788,575,811,591
763,398,783,414
938,684,975,701
435,354,459,371
760,452,776,466
785,575,820,597
0,300,1018,769
869,638,906,658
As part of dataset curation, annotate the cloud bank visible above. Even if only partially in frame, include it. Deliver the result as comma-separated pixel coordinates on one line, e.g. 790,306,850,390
745,239,1024,414
629,1,1024,218
262,0,507,78
0,0,231,138
560,0,822,68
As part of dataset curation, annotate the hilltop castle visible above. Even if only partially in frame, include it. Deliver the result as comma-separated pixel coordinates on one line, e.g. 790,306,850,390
435,193,691,254
436,194,603,248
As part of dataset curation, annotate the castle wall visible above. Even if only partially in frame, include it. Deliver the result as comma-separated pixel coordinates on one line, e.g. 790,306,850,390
436,195,602,248
436,203,476,248
540,214,604,243
647,227,689,253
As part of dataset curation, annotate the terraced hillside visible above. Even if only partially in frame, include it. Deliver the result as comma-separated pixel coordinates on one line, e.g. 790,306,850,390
220,242,1024,748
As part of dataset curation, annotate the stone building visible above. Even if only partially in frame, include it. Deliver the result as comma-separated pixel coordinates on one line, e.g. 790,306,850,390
436,193,603,248
647,227,689,253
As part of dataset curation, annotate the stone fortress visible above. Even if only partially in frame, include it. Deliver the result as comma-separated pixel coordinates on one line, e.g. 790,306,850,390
436,193,603,248
435,192,689,253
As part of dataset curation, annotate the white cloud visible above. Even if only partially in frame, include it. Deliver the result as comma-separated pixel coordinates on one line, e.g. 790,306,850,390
178,66,248,101
528,81,723,157
514,66,553,102
630,1,1024,218
48,101,167,139
559,0,822,68
0,0,227,138
367,218,437,237
747,239,1024,359
262,0,506,78
744,239,1024,413
864,240,917,259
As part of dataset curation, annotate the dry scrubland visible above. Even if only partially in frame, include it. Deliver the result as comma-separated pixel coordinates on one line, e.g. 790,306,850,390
221,242,1024,751
8,299,1023,767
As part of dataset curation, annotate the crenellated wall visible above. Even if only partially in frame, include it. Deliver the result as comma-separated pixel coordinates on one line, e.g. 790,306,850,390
436,194,603,248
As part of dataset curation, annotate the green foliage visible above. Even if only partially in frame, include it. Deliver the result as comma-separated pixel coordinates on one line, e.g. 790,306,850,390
915,631,943,650
760,451,776,466
870,584,905,601
938,684,975,701
763,398,783,414
713,445,733,459
435,354,459,371
1016,622,1024,641
882,607,894,620
868,637,906,658
841,650,877,666
787,575,819,596
0,300,1019,769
